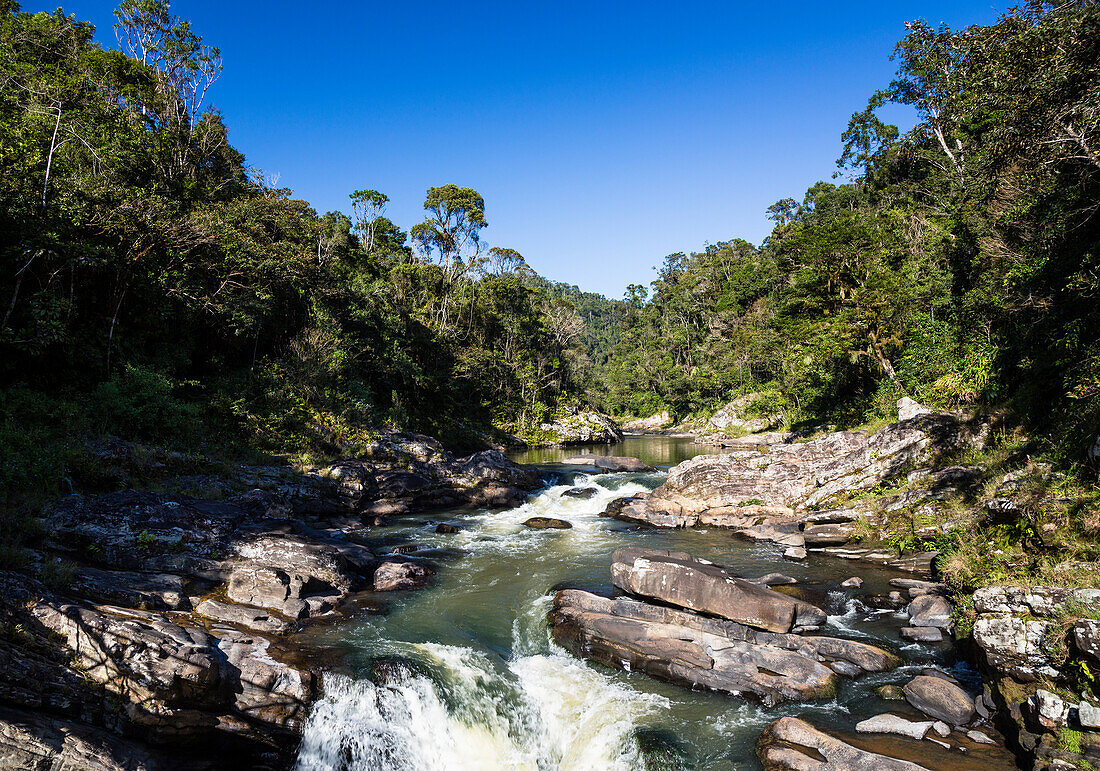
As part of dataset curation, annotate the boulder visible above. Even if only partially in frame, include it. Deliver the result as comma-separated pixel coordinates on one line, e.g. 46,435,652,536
841,577,863,588
610,548,826,633
903,675,976,726
907,594,952,629
226,533,372,620
434,522,460,534
561,487,599,499
215,629,315,732
523,517,572,529
372,561,433,591
550,590,897,706
855,713,934,740
28,600,314,737
898,397,932,421
757,717,931,770
703,394,785,436
640,411,969,529
900,627,943,642
561,455,655,473
195,599,293,634
803,523,855,547
889,578,946,597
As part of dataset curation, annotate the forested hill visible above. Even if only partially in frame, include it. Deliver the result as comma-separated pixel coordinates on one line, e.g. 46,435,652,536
592,1,1099,466
2,0,1099,515
0,0,609,506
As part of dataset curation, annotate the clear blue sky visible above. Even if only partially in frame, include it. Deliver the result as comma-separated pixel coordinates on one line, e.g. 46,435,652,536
37,1,1004,298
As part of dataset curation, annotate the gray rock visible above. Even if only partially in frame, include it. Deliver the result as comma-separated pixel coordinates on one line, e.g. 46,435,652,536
561,487,600,499
757,717,931,770
372,560,433,591
903,675,976,726
901,626,944,642
855,713,934,740
70,566,189,611
195,599,293,634
783,546,807,561
890,578,947,596
610,548,826,633
523,517,572,529
561,455,655,473
841,577,864,588
1078,700,1100,729
550,590,898,706
803,523,856,547
0,705,169,770
907,594,952,629
932,721,951,737
1029,688,1072,730
972,614,1054,681
967,729,996,745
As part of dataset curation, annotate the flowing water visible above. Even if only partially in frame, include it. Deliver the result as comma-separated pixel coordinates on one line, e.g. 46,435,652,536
292,437,995,770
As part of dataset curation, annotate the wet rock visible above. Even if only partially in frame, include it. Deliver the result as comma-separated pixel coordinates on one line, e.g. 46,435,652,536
751,574,799,586
195,599,293,634
757,716,931,770
855,713,934,740
877,685,905,700
783,546,807,561
434,522,460,533
550,590,897,706
523,517,572,529
907,594,952,629
901,627,944,642
903,675,976,726
610,548,826,633
372,561,433,591
598,493,651,523
561,487,600,499
561,455,655,473
841,577,863,588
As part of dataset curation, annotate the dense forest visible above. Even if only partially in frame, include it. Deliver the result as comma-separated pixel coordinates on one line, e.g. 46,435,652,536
0,0,607,509
594,0,1100,467
2,0,1099,517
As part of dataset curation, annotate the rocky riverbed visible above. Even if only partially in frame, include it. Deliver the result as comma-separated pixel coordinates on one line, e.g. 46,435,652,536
3,407,1100,769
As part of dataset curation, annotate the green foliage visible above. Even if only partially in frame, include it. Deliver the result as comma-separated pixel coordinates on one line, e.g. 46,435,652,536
93,365,198,443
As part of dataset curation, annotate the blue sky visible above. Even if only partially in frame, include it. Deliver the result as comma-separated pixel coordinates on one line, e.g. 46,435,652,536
38,1,1004,298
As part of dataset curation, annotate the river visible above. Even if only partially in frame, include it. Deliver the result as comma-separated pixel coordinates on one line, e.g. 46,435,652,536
290,437,1004,769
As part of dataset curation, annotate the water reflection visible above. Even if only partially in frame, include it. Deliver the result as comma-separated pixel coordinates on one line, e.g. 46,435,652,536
507,435,705,468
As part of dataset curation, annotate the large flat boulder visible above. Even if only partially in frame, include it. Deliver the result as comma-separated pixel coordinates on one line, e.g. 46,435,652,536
610,548,826,633
561,454,655,472
549,590,898,706
757,717,931,770
640,411,971,528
